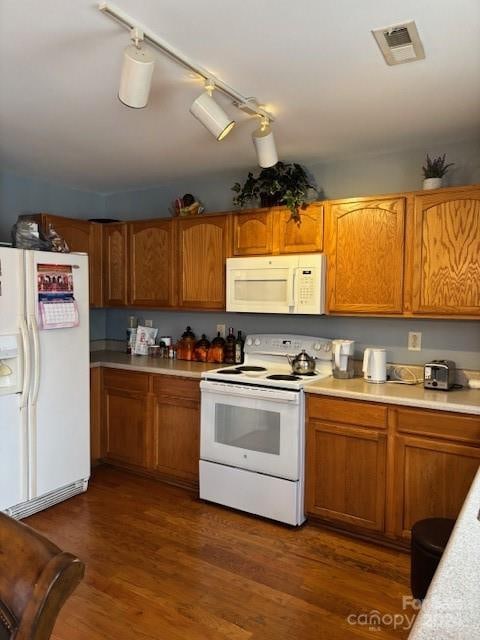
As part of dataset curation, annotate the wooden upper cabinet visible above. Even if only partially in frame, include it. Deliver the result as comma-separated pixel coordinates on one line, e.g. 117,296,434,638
277,203,324,254
232,203,324,256
177,215,230,309
233,208,272,256
37,214,103,307
128,219,175,307
325,197,406,314
103,223,128,306
411,187,480,315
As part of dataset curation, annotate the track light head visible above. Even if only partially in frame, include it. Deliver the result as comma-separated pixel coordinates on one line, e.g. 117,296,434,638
252,118,278,168
190,80,235,141
118,28,155,109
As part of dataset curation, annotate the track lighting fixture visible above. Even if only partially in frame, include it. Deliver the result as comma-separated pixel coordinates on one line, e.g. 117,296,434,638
100,2,277,156
252,117,278,168
190,80,235,141
118,27,154,109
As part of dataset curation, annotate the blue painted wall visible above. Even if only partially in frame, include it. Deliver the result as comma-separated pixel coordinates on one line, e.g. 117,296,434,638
0,169,105,242
103,137,480,218
105,309,480,370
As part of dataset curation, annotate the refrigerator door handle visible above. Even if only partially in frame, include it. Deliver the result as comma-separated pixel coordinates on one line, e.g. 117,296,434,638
28,315,41,405
19,318,31,409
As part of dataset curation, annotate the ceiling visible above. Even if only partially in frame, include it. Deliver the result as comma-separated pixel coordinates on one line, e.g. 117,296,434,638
0,0,479,192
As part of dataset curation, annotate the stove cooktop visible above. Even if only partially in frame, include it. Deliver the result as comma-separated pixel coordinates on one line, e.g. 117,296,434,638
202,334,333,389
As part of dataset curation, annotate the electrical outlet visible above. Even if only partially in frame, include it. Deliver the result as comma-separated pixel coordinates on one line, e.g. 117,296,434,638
144,319,153,328
408,331,422,351
216,324,226,339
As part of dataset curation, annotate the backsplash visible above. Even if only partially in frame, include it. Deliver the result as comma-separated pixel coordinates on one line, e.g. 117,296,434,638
90,308,480,370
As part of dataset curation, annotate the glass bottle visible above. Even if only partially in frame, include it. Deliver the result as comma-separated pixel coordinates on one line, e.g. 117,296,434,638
234,330,245,364
223,327,236,364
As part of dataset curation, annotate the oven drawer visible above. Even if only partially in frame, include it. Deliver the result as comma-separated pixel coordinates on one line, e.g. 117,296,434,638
200,460,304,525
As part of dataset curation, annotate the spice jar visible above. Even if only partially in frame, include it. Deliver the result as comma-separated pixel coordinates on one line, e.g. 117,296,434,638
207,332,226,363
177,326,196,361
194,334,210,362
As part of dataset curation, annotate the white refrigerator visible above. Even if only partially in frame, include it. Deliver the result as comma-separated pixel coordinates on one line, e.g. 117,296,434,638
0,247,90,518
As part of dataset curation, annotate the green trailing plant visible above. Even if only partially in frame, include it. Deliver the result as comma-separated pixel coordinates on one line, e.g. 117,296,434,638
232,162,317,222
422,154,454,179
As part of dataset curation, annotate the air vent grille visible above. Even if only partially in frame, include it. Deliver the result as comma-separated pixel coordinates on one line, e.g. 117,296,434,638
372,21,425,66
384,27,412,48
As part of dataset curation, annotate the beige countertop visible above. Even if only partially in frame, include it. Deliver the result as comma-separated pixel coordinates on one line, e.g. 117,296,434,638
91,352,480,414
90,350,218,378
304,376,480,416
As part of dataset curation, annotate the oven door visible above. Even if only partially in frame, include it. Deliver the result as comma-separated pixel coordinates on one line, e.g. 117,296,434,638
200,380,303,480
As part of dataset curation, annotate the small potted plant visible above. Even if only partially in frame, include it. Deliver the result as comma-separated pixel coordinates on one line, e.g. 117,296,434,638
422,154,454,190
232,162,318,222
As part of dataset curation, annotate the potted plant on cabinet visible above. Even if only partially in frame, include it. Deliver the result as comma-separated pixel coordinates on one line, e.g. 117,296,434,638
422,154,454,190
232,162,318,222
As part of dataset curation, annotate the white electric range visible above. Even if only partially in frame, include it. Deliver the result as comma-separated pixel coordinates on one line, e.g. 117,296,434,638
199,334,332,525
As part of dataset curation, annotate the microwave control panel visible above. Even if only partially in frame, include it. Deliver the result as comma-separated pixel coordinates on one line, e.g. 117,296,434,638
298,269,315,306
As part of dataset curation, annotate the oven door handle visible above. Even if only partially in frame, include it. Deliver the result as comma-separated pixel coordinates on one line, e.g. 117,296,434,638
200,381,300,403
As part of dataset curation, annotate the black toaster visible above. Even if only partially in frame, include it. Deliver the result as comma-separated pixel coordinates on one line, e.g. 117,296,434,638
424,360,456,390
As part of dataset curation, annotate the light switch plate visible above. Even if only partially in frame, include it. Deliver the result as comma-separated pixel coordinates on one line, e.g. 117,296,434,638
216,324,226,339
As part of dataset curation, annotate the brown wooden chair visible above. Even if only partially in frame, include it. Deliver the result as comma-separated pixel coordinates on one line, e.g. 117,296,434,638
0,512,84,640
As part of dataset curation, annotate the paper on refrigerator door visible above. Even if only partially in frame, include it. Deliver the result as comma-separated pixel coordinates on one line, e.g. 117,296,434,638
37,264,79,329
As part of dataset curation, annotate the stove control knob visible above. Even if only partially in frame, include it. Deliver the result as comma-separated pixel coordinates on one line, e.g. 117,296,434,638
323,343,332,352
246,338,253,346
254,338,261,346
313,343,321,351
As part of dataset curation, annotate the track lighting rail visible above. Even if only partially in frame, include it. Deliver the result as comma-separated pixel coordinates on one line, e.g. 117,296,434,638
98,2,274,122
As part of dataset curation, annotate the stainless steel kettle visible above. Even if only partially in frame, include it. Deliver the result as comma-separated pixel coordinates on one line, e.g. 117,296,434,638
287,350,316,374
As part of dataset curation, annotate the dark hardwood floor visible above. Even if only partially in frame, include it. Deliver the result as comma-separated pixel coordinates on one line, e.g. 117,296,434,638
26,466,413,639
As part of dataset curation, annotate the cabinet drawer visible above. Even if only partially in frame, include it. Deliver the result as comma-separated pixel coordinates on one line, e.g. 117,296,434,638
153,375,200,402
395,407,480,445
103,368,150,393
308,395,387,429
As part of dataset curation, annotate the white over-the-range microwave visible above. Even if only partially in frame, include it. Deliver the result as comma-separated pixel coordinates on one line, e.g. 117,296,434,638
226,253,326,314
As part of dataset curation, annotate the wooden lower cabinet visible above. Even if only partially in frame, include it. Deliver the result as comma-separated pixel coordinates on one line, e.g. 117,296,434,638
90,367,103,465
153,377,200,487
306,396,387,533
100,368,200,489
306,421,387,531
394,435,480,539
306,394,480,546
103,370,152,468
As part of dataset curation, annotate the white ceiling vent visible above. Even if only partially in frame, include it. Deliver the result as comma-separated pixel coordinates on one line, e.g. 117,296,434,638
372,21,425,66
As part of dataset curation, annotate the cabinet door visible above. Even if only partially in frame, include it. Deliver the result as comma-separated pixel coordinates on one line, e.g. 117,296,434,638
306,421,387,531
177,215,230,309
103,223,128,306
41,215,102,307
154,399,200,485
129,219,175,307
277,203,324,254
394,435,480,538
153,376,200,487
411,188,480,315
233,209,273,255
104,388,151,467
325,197,405,313
90,367,103,464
